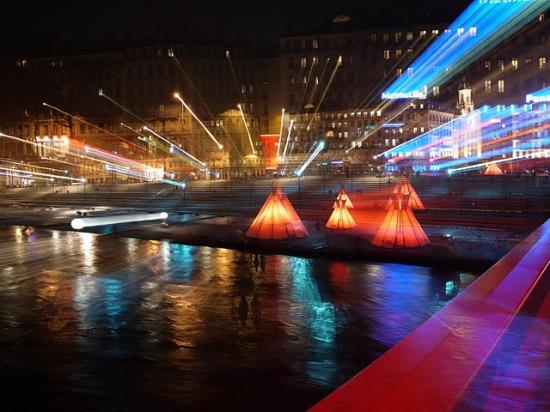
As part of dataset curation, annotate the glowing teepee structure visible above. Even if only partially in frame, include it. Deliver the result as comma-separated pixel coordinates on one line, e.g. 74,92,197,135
246,187,308,239
333,187,354,209
484,163,504,176
373,190,430,249
386,175,425,211
326,199,357,230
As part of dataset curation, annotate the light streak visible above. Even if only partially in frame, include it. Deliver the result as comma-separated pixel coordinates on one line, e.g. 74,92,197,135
42,102,147,153
0,170,52,182
0,132,180,185
142,126,207,168
277,108,286,158
295,141,325,176
0,166,84,183
237,103,256,155
383,0,549,99
306,56,342,130
281,119,295,163
0,159,68,174
347,103,412,152
173,93,223,149
71,212,169,230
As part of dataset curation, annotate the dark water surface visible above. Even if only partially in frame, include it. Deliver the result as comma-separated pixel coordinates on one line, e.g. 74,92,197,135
0,226,478,411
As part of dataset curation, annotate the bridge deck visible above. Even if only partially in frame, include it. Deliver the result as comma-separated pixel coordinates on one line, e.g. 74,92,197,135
310,218,550,412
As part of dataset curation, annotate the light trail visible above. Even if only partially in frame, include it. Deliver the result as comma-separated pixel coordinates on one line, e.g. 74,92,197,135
0,170,52,182
281,119,295,163
142,126,207,169
0,131,116,169
71,212,169,230
0,132,181,185
237,103,256,155
277,108,286,159
0,165,84,183
42,102,147,154
295,141,325,176
0,159,68,174
171,56,244,160
306,56,342,130
382,0,549,99
226,50,246,103
174,93,223,149
100,90,209,169
347,103,412,153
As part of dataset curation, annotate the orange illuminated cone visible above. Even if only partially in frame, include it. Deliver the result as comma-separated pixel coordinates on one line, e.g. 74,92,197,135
374,191,429,248
333,187,354,209
246,187,308,239
484,163,504,176
386,176,425,210
326,199,357,230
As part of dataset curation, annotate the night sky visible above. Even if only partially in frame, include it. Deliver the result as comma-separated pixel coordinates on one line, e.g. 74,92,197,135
2,0,471,56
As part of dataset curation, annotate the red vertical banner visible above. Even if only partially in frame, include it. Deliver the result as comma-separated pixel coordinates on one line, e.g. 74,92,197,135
260,134,279,170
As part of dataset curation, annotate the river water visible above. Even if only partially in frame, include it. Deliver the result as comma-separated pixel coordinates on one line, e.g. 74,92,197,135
0,226,478,411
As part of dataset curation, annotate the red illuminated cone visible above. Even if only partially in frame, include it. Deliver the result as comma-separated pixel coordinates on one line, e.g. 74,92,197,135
246,187,308,239
326,199,357,230
374,190,429,248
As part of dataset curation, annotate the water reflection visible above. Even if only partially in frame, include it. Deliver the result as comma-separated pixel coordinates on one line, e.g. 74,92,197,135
0,226,478,412
288,257,337,386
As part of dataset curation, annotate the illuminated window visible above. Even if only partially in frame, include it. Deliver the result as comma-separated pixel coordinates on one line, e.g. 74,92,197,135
397,68,402,76
396,49,402,58
485,80,492,93
512,58,518,70
290,76,295,85
312,39,319,49
540,57,547,69
302,76,307,85
469,27,477,36
457,28,464,35
498,59,505,71
498,80,505,93
406,32,413,41
432,86,440,96
315,76,319,85
407,48,413,56
383,50,390,60
395,32,402,43
484,60,491,71
300,57,307,68
540,13,545,22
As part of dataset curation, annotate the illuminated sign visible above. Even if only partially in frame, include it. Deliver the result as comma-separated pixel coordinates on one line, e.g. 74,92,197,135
526,86,550,103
